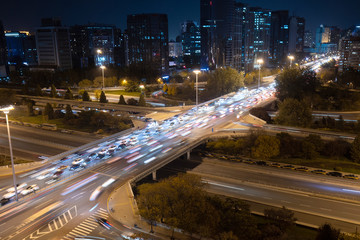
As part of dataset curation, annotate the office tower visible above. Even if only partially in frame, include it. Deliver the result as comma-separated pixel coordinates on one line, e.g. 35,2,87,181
0,20,9,81
289,16,305,53
244,7,271,72
5,31,37,66
127,14,169,75
181,21,201,68
270,10,289,65
36,18,72,69
339,26,360,72
304,30,313,48
114,29,129,67
315,25,340,53
70,23,117,68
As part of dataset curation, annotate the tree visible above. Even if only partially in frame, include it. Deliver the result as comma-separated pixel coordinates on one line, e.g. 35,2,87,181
118,95,127,105
251,135,280,160
276,132,299,158
64,104,75,121
27,101,34,116
163,83,168,93
138,94,146,106
301,140,318,159
127,98,138,106
44,103,54,120
78,79,93,89
316,223,340,240
35,84,43,96
125,80,140,92
351,135,360,162
99,91,108,103
275,98,313,127
0,89,16,107
264,206,297,232
64,87,73,99
94,89,102,100
275,67,319,101
82,91,91,101
206,67,245,97
304,134,324,152
50,84,57,98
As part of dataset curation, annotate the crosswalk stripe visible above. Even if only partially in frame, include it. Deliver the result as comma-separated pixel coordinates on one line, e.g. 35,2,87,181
77,225,93,232
80,223,95,229
72,229,87,235
99,208,107,213
74,227,90,234
84,220,98,227
62,236,72,240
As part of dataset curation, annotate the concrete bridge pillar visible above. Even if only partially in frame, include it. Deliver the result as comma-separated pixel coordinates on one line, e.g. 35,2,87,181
152,171,157,181
187,150,191,160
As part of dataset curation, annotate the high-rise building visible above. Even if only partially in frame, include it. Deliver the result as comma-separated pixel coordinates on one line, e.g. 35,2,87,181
181,21,201,68
127,14,169,75
70,23,118,68
289,16,305,53
5,31,37,66
169,41,182,58
304,30,313,48
244,7,271,72
270,10,289,65
339,26,360,72
36,18,72,69
315,25,340,53
0,20,9,81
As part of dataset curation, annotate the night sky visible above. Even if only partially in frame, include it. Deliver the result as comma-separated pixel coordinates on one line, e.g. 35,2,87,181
2,0,360,39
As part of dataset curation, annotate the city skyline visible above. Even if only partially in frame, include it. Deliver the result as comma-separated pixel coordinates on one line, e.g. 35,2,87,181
2,0,360,40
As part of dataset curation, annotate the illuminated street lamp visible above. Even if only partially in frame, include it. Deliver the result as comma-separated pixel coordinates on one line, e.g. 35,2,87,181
288,55,294,67
0,105,18,201
100,66,106,90
256,59,263,89
193,70,201,113
122,79,127,85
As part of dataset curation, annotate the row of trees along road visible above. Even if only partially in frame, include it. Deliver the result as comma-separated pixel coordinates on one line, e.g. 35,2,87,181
137,173,298,240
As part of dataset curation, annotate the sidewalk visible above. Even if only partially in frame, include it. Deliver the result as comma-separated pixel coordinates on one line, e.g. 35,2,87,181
108,182,186,240
0,161,46,177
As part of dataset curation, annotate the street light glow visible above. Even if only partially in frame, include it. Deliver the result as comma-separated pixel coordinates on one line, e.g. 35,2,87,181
97,49,102,54
0,105,14,114
193,70,201,75
256,59,263,89
256,59,264,64
100,65,106,69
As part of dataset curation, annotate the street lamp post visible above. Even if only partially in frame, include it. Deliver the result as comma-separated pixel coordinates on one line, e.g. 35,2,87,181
1,105,18,201
97,49,102,66
288,55,294,67
256,59,263,89
193,70,201,113
100,66,106,90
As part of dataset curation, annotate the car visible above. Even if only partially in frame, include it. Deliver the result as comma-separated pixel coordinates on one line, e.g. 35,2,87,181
311,169,327,175
243,159,255,164
60,156,69,161
53,170,64,179
7,183,27,193
72,158,84,165
270,163,281,168
96,218,113,230
282,165,295,170
256,161,267,166
219,156,228,160
343,174,359,180
69,164,85,171
2,192,16,200
295,167,309,172
0,198,10,206
21,184,39,195
327,171,342,177
56,165,68,172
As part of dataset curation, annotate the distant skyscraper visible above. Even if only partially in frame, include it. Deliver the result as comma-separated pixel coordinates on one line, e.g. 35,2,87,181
5,31,37,66
270,10,289,65
244,7,271,72
181,21,201,68
0,20,9,81
169,41,182,58
289,16,305,53
339,26,360,72
36,18,72,69
304,30,313,48
70,23,117,68
315,25,340,53
127,14,169,75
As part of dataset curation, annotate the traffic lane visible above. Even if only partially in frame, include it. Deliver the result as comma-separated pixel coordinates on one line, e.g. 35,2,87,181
192,159,360,201
0,123,93,147
204,178,360,225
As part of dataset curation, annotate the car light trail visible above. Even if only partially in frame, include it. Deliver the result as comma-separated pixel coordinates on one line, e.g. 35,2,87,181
144,157,156,164
123,163,137,171
61,174,99,196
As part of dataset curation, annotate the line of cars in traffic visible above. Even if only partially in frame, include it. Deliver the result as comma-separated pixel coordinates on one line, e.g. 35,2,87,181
207,153,359,180
1,183,40,206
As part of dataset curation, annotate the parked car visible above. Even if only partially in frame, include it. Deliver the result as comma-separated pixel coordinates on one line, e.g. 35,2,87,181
295,167,309,172
243,159,255,164
0,198,10,206
270,163,281,168
311,169,327,175
327,171,342,177
256,161,267,166
282,165,295,170
343,174,359,180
